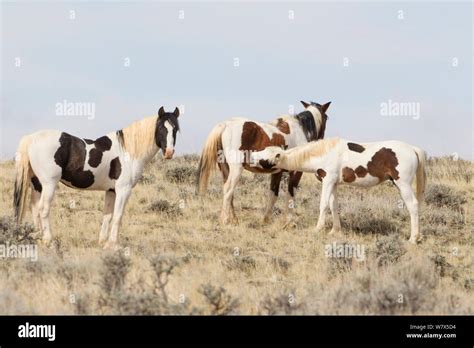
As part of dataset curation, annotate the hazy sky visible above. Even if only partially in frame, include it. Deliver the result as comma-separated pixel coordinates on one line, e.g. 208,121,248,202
1,1,472,160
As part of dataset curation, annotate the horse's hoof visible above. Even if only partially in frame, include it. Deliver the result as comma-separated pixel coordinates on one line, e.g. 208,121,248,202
40,238,52,247
329,228,342,236
103,241,121,251
315,226,324,234
407,237,422,245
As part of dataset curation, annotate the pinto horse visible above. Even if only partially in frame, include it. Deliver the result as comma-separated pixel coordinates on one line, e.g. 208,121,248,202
13,106,180,250
197,101,330,225
251,138,427,243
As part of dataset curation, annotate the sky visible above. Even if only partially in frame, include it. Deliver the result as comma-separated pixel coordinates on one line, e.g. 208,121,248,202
1,1,472,160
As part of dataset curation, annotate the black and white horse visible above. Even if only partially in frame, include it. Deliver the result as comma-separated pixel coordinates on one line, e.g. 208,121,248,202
13,106,180,249
197,101,330,226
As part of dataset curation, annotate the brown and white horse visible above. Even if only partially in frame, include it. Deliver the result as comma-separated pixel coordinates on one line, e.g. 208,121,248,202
251,138,427,243
13,107,181,250
197,101,330,225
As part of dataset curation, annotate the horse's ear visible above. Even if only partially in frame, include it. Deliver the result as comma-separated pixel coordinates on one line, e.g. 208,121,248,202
173,107,180,117
275,153,281,163
300,101,310,109
321,102,331,113
158,106,165,118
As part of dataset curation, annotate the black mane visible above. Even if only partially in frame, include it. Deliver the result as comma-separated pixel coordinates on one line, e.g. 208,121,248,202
295,111,318,142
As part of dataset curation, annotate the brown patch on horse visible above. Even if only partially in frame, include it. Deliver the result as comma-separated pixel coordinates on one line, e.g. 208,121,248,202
342,167,356,183
270,172,283,196
347,142,365,153
354,166,368,178
218,162,229,182
367,147,400,181
288,171,303,197
316,169,326,182
276,118,290,134
244,165,280,174
240,121,286,151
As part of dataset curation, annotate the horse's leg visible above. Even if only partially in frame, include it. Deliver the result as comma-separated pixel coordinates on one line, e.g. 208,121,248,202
263,172,283,224
315,179,335,233
218,162,237,220
104,186,132,250
328,185,341,235
30,189,42,232
99,190,116,245
284,171,303,228
221,164,243,225
218,162,229,182
397,181,420,244
38,182,57,244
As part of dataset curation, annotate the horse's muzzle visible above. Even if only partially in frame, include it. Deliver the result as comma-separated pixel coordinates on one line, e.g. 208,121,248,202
164,148,174,159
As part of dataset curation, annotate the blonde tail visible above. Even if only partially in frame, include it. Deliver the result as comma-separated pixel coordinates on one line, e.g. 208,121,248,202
196,123,226,194
413,146,427,205
13,135,33,223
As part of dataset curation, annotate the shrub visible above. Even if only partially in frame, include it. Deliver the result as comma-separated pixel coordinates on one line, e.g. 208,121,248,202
375,234,406,266
260,290,303,315
199,283,239,315
0,216,37,245
147,199,182,216
424,184,467,210
165,165,196,183
99,251,131,295
341,208,400,235
224,255,257,274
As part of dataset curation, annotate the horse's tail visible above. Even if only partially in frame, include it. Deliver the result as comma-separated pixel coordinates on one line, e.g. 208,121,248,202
196,123,226,194
413,146,427,205
14,135,33,223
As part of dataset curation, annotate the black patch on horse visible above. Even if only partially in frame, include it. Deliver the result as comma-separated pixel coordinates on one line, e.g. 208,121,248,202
84,138,94,145
54,132,95,188
109,157,122,180
295,111,318,142
87,136,113,168
347,142,365,153
31,176,42,193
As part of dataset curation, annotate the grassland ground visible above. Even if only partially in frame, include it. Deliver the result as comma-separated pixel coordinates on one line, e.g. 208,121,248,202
0,155,472,314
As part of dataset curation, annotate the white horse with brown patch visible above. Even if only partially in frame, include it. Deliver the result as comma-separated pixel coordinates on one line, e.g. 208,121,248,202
13,107,180,250
197,101,330,226
251,138,427,243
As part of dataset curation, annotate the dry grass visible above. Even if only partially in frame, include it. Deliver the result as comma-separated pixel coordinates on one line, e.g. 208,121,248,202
0,155,472,315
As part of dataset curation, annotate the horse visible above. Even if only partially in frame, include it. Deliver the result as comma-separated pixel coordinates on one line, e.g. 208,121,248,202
13,106,181,250
196,100,330,226
250,138,427,244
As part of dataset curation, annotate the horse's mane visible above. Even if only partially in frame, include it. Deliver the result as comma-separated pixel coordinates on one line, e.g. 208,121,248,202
282,138,341,169
116,116,157,159
294,109,323,142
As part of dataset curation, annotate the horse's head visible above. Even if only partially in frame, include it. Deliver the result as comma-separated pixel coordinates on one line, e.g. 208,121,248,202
250,146,285,170
155,106,180,159
300,100,331,140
